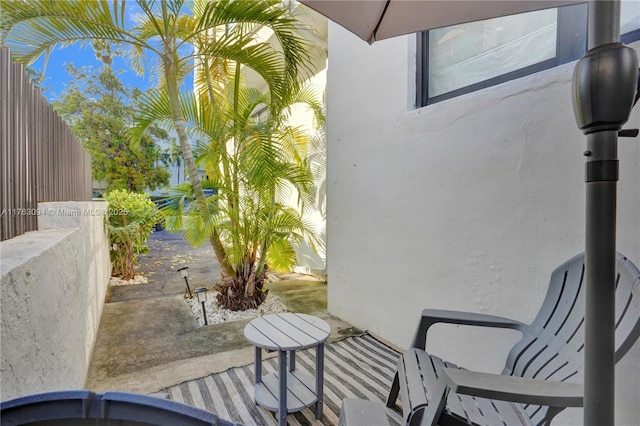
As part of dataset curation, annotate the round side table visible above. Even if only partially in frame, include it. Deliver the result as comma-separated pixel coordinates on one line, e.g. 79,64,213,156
244,313,331,426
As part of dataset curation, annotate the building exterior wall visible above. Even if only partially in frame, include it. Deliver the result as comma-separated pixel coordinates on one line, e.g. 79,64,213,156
286,67,328,274
325,21,639,424
1,201,110,401
243,6,329,274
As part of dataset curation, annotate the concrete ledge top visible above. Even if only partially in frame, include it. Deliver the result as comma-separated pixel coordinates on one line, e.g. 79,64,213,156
0,228,78,277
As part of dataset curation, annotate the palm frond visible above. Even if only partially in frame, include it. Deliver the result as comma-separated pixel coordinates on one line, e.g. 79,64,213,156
277,125,310,164
1,0,153,65
197,0,313,79
199,34,287,98
278,83,326,129
181,206,219,247
128,88,174,148
265,238,297,273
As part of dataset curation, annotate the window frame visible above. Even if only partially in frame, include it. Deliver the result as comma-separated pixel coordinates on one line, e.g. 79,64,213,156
416,3,639,107
622,28,640,44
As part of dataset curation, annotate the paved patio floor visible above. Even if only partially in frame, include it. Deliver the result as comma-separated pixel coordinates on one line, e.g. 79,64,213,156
165,334,404,426
85,231,362,396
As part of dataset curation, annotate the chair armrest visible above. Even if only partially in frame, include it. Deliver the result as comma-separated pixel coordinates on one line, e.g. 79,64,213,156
411,309,527,349
441,368,584,407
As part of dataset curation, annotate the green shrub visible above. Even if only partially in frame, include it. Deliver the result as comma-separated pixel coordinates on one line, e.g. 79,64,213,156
104,189,157,279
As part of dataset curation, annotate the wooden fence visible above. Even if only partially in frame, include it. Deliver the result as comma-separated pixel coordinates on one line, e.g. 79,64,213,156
0,46,92,241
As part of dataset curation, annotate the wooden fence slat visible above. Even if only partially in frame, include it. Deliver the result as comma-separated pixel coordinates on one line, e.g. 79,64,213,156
0,46,91,241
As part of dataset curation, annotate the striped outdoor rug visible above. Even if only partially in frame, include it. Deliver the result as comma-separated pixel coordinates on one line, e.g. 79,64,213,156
164,334,404,426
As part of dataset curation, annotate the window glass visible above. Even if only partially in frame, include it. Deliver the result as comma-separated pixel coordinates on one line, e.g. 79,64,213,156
419,3,640,106
428,9,557,98
252,106,269,123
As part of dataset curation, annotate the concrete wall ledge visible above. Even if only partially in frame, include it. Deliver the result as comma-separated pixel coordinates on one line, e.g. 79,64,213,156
1,229,77,272
1,201,110,401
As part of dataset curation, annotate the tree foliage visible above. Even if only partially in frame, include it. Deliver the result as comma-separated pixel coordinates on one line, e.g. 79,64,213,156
104,189,157,279
146,76,324,310
1,0,323,310
54,63,170,193
1,0,314,283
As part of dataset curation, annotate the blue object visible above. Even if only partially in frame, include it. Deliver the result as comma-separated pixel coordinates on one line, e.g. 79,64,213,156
1,390,241,425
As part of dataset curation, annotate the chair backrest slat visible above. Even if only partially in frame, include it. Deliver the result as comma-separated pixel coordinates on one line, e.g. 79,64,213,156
613,256,640,362
503,255,585,377
502,252,640,425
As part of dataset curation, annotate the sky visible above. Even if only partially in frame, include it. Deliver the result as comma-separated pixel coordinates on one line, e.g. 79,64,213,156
28,42,190,191
26,1,194,103
15,2,196,193
31,46,154,102
30,42,195,103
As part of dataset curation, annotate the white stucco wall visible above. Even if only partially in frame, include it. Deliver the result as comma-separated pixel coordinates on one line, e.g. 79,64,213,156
289,67,328,274
1,201,110,401
326,21,639,425
241,10,329,274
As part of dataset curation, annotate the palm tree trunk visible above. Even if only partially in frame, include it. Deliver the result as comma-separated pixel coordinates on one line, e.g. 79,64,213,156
164,55,237,281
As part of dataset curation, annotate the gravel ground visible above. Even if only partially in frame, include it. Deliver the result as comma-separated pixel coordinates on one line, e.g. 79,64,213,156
109,275,287,326
186,291,287,326
109,275,149,286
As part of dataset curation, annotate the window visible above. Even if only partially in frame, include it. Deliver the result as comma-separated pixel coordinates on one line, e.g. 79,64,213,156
417,2,640,106
252,106,269,123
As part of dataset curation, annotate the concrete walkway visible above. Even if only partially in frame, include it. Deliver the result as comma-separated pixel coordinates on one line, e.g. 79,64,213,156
85,231,359,395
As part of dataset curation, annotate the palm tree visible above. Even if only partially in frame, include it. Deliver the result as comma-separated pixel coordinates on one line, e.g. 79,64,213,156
134,75,324,309
166,139,184,184
1,0,313,284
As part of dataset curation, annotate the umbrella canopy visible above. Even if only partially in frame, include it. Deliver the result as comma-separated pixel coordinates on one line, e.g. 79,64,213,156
301,0,585,43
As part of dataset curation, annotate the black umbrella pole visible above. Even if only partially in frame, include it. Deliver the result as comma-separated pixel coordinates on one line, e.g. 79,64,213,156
573,2,640,424
584,2,618,424
584,131,617,426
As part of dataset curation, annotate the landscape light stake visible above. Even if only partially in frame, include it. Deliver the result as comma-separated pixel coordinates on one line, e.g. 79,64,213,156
194,287,209,325
177,266,193,298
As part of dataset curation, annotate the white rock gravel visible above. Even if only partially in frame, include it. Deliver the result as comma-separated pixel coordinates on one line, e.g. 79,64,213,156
109,275,149,286
186,290,288,326
108,274,286,325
